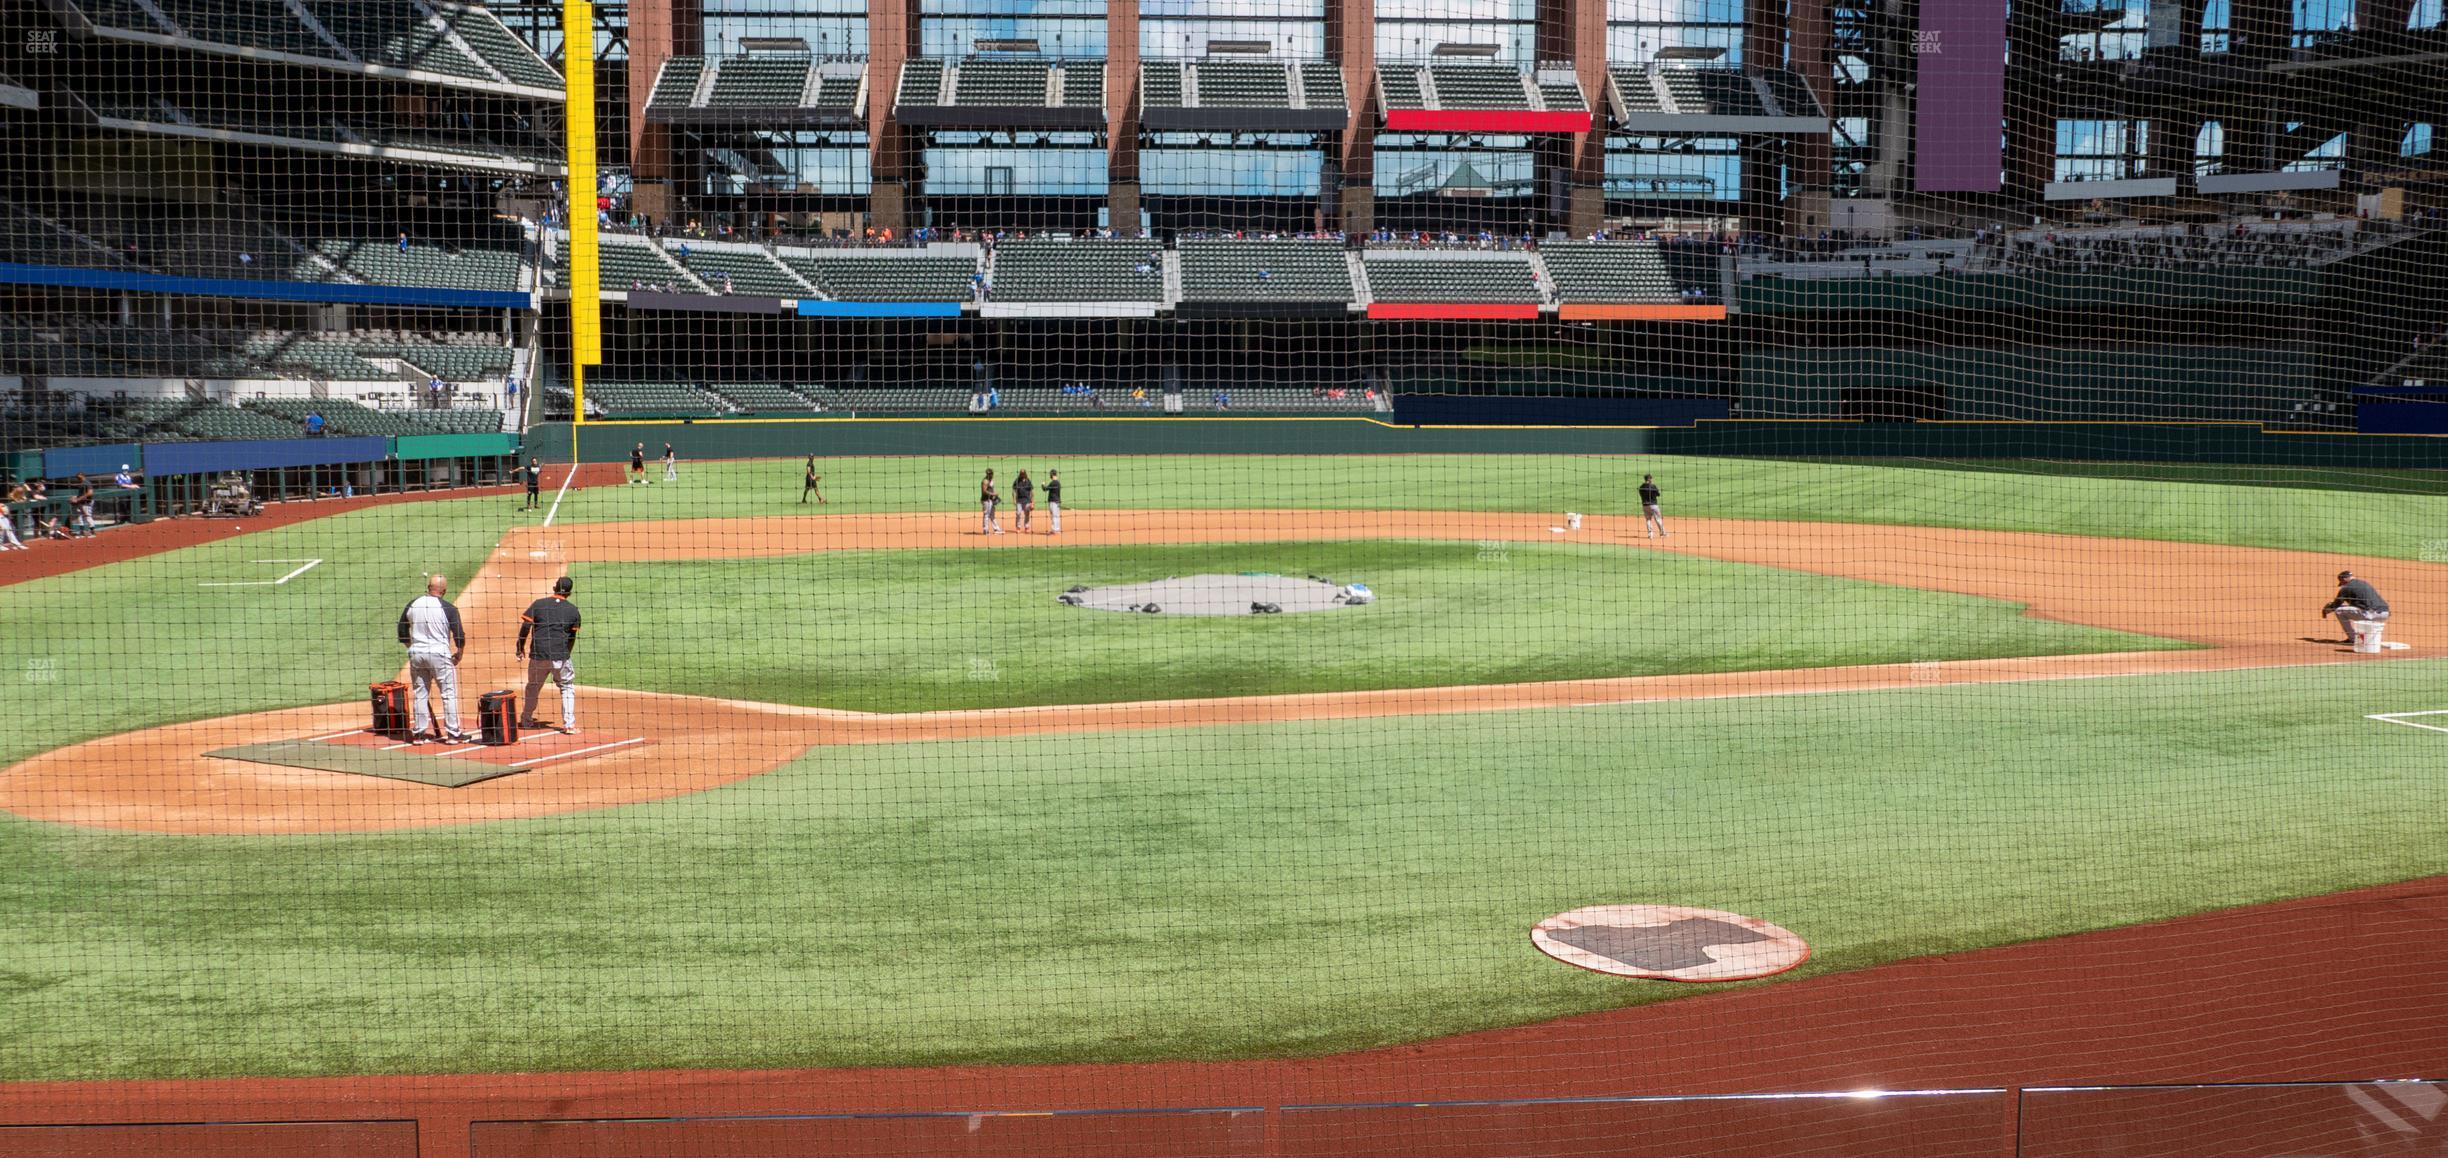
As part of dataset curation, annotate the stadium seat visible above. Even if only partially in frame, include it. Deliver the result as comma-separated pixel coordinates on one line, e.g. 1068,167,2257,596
1538,241,1680,303
784,254,978,301
988,239,1166,303
706,383,828,414
1364,255,1542,304
673,245,813,297
1179,240,1354,304
584,381,726,419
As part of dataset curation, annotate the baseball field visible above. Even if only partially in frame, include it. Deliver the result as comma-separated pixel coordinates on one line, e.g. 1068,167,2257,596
1,451,2444,1082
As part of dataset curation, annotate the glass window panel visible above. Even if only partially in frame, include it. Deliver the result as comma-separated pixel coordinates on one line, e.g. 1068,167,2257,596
1144,149,1324,195
1141,20,1327,57
923,147,1109,194
921,16,1107,55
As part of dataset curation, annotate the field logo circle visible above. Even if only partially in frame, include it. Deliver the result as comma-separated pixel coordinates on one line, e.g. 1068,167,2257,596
1532,904,1809,982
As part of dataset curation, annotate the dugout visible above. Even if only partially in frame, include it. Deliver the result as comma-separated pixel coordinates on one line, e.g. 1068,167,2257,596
7,433,523,524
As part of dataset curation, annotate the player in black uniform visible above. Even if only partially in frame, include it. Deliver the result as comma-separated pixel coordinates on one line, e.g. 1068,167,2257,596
515,575,583,734
1013,470,1035,532
1044,469,1061,534
628,443,646,485
1638,474,1666,538
800,455,826,504
2323,570,2389,645
521,457,543,511
980,468,1002,533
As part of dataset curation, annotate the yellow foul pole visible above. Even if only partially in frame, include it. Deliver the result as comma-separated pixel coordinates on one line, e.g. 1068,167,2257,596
562,0,602,434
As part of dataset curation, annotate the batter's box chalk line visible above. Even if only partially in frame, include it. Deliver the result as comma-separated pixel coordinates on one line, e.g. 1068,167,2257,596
2366,710,2448,734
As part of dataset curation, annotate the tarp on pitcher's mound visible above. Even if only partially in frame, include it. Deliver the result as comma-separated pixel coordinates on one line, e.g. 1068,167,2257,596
1532,904,1810,982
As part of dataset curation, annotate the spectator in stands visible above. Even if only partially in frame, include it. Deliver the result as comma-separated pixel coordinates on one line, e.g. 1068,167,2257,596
429,377,447,407
398,231,411,253
504,376,520,411
1214,390,1230,411
238,252,255,270
304,412,325,437
0,492,24,551
113,465,137,489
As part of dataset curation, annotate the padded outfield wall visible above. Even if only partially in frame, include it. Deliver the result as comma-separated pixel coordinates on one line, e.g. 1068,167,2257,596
528,418,2448,469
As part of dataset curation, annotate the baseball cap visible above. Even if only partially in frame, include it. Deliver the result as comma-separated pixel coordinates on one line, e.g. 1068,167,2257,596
553,576,574,594
2337,570,2355,582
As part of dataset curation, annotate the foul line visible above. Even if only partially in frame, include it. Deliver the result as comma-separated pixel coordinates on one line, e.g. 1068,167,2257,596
541,462,578,528
509,737,644,768
2366,710,2448,734
199,558,323,588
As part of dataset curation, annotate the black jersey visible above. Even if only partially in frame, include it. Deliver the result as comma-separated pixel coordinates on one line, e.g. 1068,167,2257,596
1046,478,1061,503
1638,481,1661,506
518,596,582,661
1014,476,1034,503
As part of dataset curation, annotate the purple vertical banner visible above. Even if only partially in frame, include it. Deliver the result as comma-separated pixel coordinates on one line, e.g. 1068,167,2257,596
1914,0,2008,192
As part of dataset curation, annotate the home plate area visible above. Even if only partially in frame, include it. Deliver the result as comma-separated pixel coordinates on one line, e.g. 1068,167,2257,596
205,728,651,787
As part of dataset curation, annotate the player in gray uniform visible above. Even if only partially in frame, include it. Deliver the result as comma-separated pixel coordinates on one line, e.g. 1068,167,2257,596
397,573,471,743
1044,469,1061,534
2323,570,2390,643
517,576,583,734
980,469,1003,534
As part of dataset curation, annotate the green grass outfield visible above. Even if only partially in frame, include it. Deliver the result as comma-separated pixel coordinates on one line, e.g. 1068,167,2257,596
574,540,2175,713
1,662,2444,1080
0,453,2443,1080
572,453,2448,560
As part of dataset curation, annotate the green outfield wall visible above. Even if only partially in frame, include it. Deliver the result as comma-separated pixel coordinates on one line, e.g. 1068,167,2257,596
526,418,2448,468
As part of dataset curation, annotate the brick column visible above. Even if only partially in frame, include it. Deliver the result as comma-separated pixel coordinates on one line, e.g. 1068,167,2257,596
869,0,914,229
1108,0,1140,231
1784,0,1832,236
1331,0,1375,235
1542,0,1608,234
626,0,698,184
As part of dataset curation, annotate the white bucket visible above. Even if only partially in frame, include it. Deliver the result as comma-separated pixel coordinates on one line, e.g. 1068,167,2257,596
1566,512,1582,531
2349,619,2386,653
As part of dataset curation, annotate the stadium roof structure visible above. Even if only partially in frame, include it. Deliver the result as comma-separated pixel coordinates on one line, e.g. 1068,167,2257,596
891,57,1107,128
1375,63,1592,133
35,0,563,103
644,55,869,127
1605,64,1830,134
1138,60,1348,133
0,70,34,111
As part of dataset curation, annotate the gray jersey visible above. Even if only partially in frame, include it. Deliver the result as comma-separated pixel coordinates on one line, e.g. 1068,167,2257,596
397,594,466,652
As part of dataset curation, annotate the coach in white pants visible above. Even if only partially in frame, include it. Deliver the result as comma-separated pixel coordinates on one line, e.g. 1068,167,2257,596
397,573,471,743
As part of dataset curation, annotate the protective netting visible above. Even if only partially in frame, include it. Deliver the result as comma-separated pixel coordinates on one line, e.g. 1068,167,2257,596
4,0,2448,1152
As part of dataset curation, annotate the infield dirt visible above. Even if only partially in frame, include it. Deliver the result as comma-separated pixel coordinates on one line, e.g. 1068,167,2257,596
1,509,2433,834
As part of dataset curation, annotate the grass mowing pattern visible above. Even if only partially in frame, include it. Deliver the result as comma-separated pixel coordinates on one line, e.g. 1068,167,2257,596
0,457,2440,1080
0,501,516,770
559,454,2448,560
1,660,2443,1080
572,540,2182,713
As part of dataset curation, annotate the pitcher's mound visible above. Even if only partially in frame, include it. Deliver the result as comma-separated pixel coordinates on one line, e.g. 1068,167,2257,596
1532,904,1810,982
1059,574,1372,616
